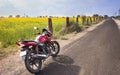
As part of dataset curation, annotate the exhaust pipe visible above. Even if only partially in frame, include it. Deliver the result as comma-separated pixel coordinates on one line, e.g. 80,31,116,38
32,54,49,59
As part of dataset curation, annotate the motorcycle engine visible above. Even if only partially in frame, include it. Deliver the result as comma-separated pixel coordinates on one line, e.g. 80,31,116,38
37,43,51,54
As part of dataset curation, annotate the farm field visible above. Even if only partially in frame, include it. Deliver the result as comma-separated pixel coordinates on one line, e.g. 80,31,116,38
0,17,95,48
0,16,101,58
0,17,67,48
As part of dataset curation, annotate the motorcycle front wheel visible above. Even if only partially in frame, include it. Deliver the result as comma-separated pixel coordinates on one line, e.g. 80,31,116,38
51,41,60,57
25,50,42,74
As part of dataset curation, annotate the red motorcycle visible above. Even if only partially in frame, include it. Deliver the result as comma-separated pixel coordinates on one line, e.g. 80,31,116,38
16,28,60,74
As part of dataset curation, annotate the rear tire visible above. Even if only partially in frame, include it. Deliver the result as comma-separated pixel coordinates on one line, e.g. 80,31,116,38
51,41,60,57
25,50,42,74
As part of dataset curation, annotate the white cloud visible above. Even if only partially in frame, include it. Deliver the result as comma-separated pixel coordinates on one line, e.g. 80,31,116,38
0,0,117,16
2,0,72,16
0,0,99,16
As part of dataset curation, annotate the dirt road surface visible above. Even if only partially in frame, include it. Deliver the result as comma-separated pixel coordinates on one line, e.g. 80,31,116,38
1,19,120,75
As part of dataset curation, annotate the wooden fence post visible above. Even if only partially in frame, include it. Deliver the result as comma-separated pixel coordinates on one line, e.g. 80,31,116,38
86,17,89,25
90,17,92,24
82,16,86,25
76,17,79,23
96,17,99,23
93,17,95,22
48,18,53,34
66,17,69,27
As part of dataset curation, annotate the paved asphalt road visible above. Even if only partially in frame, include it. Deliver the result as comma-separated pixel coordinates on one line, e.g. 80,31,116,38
21,19,120,75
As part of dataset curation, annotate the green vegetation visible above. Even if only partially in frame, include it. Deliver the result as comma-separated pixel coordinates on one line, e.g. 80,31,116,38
0,18,66,48
0,17,102,48
0,16,103,59
60,21,83,35
61,36,69,40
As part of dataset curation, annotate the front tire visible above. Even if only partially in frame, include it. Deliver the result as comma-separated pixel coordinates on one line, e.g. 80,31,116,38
51,41,60,57
25,50,42,74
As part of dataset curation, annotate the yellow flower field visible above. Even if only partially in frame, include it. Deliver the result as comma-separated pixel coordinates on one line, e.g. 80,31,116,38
0,17,100,48
0,17,66,47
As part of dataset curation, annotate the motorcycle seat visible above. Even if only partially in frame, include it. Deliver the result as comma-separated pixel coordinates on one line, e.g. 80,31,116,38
22,40,37,43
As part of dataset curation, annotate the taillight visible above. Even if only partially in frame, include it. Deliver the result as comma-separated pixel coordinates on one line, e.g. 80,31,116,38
16,42,25,47
16,42,20,46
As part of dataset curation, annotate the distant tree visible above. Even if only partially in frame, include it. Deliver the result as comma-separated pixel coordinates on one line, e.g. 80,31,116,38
116,16,120,19
37,16,42,18
45,16,48,18
111,16,115,18
93,14,99,17
16,15,20,18
8,15,13,18
0,16,4,18
77,15,80,17
23,15,29,18
39,16,42,18
104,15,109,19
73,16,75,18
49,16,53,18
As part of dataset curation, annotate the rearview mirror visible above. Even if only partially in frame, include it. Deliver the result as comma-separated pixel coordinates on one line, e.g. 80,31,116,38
34,26,38,30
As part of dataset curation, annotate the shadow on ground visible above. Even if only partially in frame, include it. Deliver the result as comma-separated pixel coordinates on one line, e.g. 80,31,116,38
35,55,81,75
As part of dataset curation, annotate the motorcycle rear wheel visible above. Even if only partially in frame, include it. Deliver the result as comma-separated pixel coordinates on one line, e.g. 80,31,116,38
25,50,42,74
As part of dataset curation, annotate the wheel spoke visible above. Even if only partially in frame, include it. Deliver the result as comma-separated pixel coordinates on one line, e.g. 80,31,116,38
25,50,42,73
51,44,58,54
34,64,39,68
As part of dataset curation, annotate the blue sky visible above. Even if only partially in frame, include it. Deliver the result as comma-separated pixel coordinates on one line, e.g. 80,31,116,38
0,0,120,17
